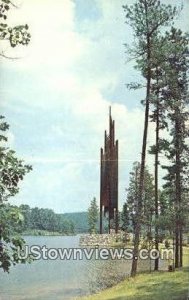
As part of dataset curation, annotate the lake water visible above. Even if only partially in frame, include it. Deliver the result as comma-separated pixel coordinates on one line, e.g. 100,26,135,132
0,236,166,300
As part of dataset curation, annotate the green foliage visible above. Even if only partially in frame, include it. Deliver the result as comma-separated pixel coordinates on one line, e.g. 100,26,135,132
0,120,32,195
88,197,99,234
0,119,32,203
123,1,188,275
121,203,130,232
0,0,32,273
62,212,89,233
0,116,32,272
126,162,155,237
123,1,180,276
126,82,144,90
123,0,179,69
160,29,189,237
0,0,31,56
0,204,33,272
18,205,75,235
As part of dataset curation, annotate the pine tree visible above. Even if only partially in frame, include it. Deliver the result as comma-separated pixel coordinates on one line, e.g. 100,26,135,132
148,36,170,270
161,28,189,268
123,0,179,276
88,198,99,234
126,162,140,233
126,162,155,238
121,203,130,232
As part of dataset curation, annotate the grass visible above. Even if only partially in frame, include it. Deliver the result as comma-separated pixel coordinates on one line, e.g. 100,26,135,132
79,247,189,300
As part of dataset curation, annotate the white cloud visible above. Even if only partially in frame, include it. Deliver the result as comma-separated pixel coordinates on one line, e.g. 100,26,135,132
2,0,86,69
2,0,189,212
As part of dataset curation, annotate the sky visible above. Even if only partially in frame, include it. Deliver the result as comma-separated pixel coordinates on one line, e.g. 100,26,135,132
0,0,188,213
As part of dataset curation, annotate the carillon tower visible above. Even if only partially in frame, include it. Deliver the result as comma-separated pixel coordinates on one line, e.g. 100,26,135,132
100,107,118,234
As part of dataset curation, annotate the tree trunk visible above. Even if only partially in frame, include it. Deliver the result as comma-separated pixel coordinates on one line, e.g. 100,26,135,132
154,77,160,271
131,64,151,277
175,108,182,268
180,229,183,267
175,229,179,268
131,1,151,277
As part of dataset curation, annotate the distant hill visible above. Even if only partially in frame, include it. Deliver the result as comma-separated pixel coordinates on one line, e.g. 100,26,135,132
60,212,89,233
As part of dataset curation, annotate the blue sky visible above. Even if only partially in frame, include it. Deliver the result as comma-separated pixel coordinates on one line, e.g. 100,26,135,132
0,0,188,213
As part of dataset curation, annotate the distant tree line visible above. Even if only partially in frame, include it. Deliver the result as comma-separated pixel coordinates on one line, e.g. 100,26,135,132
9,204,75,235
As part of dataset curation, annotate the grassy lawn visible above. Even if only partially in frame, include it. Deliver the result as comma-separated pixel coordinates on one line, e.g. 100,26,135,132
80,247,189,300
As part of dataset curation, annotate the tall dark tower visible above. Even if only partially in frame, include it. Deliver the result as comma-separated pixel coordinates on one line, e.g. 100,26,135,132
100,107,118,234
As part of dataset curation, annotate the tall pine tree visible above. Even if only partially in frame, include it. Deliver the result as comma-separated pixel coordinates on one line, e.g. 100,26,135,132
161,28,189,268
123,0,179,276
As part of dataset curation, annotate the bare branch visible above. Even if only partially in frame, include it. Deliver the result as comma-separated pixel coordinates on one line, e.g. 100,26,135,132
0,51,21,59
9,1,19,9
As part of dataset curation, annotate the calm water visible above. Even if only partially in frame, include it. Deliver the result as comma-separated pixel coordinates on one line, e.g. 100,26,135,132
0,236,165,300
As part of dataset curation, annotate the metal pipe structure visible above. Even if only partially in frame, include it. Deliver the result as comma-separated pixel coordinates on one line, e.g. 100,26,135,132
100,107,118,234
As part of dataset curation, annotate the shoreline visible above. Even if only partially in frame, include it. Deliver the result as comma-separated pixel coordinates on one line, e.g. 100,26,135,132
79,267,189,300
21,230,76,236
79,246,189,300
